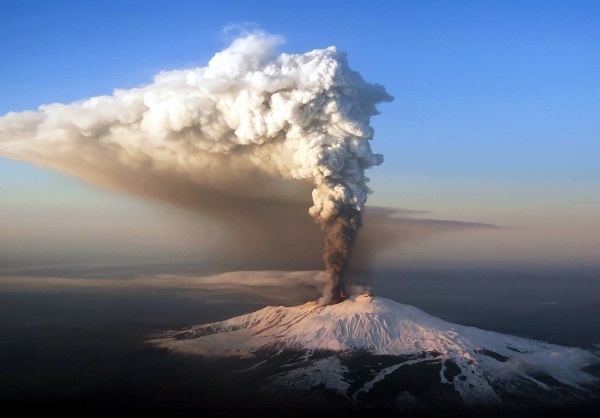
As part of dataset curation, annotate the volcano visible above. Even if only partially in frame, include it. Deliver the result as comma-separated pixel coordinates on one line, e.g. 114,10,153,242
152,294,599,414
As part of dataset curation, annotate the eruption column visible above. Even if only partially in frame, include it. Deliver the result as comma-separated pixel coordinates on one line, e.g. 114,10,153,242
0,31,393,303
320,205,362,303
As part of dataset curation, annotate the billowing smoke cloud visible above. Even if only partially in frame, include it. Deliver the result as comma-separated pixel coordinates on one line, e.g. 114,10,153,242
0,31,392,304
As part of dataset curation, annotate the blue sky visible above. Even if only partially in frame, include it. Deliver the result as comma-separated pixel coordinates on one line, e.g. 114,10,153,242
1,0,599,268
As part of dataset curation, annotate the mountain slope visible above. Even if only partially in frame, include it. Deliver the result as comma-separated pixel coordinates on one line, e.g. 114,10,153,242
153,294,599,406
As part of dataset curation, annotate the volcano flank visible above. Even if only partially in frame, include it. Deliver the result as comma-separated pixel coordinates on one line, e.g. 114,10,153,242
152,294,600,414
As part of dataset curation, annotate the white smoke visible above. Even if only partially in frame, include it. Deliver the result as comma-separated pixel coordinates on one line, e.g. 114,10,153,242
0,31,392,301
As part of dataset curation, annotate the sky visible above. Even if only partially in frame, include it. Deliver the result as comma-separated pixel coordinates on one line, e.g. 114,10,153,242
1,0,599,273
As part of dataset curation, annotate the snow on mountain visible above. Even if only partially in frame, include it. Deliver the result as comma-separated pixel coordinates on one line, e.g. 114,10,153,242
153,294,599,404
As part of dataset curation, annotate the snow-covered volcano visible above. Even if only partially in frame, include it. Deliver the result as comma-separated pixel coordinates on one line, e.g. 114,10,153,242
153,294,599,409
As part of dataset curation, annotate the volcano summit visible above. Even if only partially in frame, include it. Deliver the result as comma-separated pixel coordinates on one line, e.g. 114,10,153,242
153,294,600,415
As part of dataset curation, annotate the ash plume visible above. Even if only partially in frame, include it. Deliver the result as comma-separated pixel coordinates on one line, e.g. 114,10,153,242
0,31,392,304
